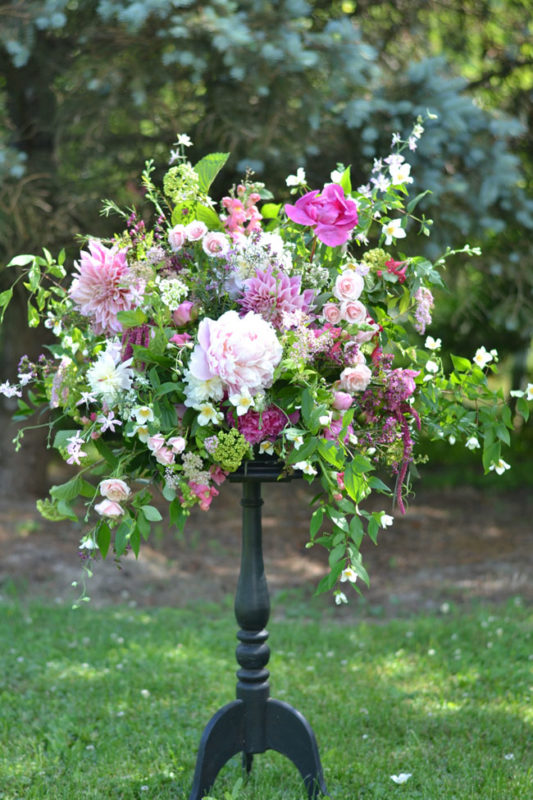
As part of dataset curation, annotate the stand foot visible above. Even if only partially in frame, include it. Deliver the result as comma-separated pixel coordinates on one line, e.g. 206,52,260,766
188,700,245,800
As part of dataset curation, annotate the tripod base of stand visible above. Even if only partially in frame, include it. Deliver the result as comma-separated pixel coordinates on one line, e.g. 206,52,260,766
189,697,327,800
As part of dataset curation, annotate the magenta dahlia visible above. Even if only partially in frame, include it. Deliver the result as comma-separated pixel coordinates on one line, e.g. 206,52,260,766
69,241,142,335
239,267,314,329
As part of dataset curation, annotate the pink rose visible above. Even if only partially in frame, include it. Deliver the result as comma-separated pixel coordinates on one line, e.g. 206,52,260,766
169,332,192,346
185,220,208,241
147,433,165,453
341,300,366,325
94,499,124,518
285,184,358,246
188,310,283,395
322,303,342,324
172,301,195,327
339,364,372,393
154,446,175,466
202,231,230,257
332,391,353,410
168,224,187,252
168,436,186,454
354,324,379,345
99,478,131,502
333,270,364,302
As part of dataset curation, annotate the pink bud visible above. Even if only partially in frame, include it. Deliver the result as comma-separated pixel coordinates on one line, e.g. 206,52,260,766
172,301,195,327
332,391,353,410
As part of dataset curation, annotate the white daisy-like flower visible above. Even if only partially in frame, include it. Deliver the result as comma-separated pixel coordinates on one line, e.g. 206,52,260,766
382,218,406,246
195,403,223,426
473,346,493,369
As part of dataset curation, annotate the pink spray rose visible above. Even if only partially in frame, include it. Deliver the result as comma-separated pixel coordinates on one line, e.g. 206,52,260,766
188,310,282,395
185,220,208,241
339,364,372,393
333,270,364,302
340,300,366,325
168,224,187,252
285,184,358,247
168,435,186,454
332,391,353,410
202,231,231,257
154,446,175,466
147,433,166,453
322,303,342,325
172,301,195,326
99,478,131,502
94,499,124,518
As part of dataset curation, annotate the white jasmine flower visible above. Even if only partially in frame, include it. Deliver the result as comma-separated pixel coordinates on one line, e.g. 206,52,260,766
335,591,348,605
229,389,254,416
382,219,406,246
391,773,412,784
389,163,413,185
473,346,493,369
195,403,223,426
259,441,274,455
293,460,317,476
448,435,456,445
425,360,439,374
465,436,480,450
340,567,358,583
425,336,441,351
286,167,306,188
380,513,394,528
489,459,511,475
133,406,154,424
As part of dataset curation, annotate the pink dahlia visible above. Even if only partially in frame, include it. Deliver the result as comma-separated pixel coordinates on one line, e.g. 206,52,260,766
69,241,141,335
239,268,314,329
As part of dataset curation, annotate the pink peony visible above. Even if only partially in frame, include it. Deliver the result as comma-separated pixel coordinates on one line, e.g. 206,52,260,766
339,364,372,393
188,310,282,395
239,268,315,329
284,184,358,246
333,270,364,302
94,499,124,518
99,478,131,502
69,241,141,335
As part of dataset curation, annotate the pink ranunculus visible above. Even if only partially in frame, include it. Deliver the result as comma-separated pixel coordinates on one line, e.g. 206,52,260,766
332,391,353,411
172,300,195,327
340,300,366,325
333,270,364,302
285,184,358,247
169,332,192,346
339,364,372,393
202,231,230,257
185,220,208,241
188,310,282,396
94,499,124,518
322,303,342,325
147,433,165,453
168,436,186,454
168,224,187,252
154,446,175,466
99,478,131,502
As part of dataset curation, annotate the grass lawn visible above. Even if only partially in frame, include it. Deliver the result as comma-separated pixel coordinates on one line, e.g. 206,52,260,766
0,597,531,799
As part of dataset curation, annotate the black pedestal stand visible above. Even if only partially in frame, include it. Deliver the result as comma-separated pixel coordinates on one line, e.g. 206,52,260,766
188,459,328,800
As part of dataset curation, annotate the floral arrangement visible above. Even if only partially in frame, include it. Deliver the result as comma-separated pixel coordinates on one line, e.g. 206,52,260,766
1,121,531,603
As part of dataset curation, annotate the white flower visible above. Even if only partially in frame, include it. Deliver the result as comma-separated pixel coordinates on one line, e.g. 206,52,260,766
79,536,98,550
176,133,192,147
528,383,533,401
195,403,223,426
229,389,254,416
259,441,274,455
390,773,412,784
504,753,515,761
380,513,394,529
340,567,358,583
448,435,456,445
473,346,493,369
465,436,480,450
293,460,317,476
412,123,424,138
510,390,524,398
87,348,134,403
330,169,343,183
371,173,391,193
286,167,307,188
489,459,511,476
0,380,21,398
389,163,413,185
425,336,441,351
425,360,439,374
335,591,348,605
132,424,150,443
133,405,154,424
382,218,406,246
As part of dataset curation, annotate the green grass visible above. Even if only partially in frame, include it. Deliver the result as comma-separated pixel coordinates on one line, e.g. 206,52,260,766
0,599,531,799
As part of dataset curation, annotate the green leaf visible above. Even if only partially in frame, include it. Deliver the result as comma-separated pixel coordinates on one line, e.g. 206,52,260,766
287,437,316,464
260,202,282,219
310,507,324,538
317,439,344,469
349,515,364,547
482,439,500,472
329,543,346,568
339,166,352,195
27,302,39,328
194,152,230,194
97,522,111,559
140,504,163,522
136,512,151,539
169,498,188,533
451,354,471,373
301,388,314,427
0,289,13,323
93,438,119,469
129,526,141,558
367,516,379,545
116,308,148,328
6,254,36,268
114,521,131,557
326,506,349,533
196,204,224,231
516,396,530,422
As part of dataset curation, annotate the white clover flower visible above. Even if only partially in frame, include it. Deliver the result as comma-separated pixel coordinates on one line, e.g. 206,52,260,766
340,566,358,583
489,459,511,476
465,436,480,450
382,218,406,246
425,336,441,351
473,346,493,369
391,773,412,784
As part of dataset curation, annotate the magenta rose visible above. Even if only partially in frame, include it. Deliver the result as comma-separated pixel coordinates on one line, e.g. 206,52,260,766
285,184,358,247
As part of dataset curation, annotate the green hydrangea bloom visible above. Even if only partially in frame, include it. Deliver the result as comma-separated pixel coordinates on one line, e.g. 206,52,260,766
213,429,251,473
362,248,390,271
163,164,200,204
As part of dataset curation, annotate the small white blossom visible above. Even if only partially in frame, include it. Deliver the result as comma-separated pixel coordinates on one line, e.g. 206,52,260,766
293,460,317,476
340,567,358,583
286,167,307,189
528,383,533,401
389,163,413,185
335,591,348,605
330,169,343,183
425,360,439,374
380,513,394,528
259,441,274,455
448,435,456,445
465,436,480,450
176,133,192,147
489,459,511,476
195,403,223,426
390,773,412,784
425,336,441,351
0,380,21,398
229,389,254,416
382,219,406,246
133,406,154,424
473,346,493,369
